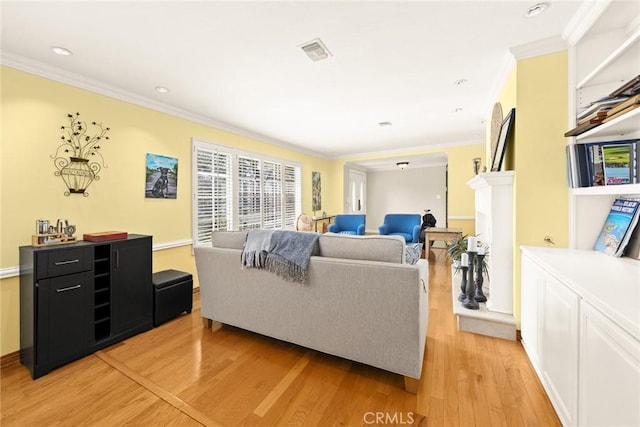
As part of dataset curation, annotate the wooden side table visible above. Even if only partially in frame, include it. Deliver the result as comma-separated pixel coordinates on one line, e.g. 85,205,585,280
423,227,462,257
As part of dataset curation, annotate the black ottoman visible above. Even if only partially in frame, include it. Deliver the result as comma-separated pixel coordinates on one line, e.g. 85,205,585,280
153,269,193,327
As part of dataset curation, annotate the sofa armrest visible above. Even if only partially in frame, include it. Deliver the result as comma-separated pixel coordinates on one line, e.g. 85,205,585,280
327,223,339,233
357,224,366,235
378,224,389,235
412,225,421,243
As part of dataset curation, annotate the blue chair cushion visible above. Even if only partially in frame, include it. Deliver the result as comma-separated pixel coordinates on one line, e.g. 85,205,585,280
328,214,366,235
378,214,421,243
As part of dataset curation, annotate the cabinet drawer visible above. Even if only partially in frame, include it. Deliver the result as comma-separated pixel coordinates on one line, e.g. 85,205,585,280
36,247,92,279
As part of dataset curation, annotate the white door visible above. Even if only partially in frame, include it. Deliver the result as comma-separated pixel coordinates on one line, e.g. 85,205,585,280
346,169,366,214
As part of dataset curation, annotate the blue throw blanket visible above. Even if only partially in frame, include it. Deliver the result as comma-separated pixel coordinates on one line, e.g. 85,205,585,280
242,229,319,283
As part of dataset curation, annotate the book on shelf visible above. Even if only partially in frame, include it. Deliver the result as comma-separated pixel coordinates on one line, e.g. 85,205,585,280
576,96,628,120
606,93,640,117
603,103,640,123
565,139,639,188
566,144,592,188
593,198,640,257
623,222,640,260
564,121,602,137
577,111,609,126
609,74,640,98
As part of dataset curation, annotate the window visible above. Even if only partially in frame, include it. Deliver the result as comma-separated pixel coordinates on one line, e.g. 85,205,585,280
192,139,302,246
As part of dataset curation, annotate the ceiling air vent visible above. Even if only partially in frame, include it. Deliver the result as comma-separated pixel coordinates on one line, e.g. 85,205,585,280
300,38,332,62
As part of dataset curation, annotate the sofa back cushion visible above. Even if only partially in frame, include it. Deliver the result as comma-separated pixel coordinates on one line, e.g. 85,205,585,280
382,213,421,232
211,230,248,249
319,233,405,264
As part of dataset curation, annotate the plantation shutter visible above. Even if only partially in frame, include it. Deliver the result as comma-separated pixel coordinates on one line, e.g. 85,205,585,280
192,139,302,240
262,161,282,229
238,155,261,230
283,165,301,229
193,144,233,245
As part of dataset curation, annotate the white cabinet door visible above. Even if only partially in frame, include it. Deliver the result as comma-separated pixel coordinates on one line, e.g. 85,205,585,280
540,273,579,427
520,254,541,368
579,301,640,427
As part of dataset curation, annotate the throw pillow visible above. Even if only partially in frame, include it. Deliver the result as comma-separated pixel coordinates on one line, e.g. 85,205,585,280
405,243,422,265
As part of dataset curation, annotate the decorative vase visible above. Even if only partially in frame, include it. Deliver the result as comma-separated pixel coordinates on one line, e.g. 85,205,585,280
57,157,95,196
472,157,481,175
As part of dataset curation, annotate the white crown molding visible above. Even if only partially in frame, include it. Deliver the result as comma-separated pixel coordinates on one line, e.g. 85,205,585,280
562,0,611,46
481,50,516,118
509,35,568,60
481,33,569,118
336,138,484,161
0,51,329,160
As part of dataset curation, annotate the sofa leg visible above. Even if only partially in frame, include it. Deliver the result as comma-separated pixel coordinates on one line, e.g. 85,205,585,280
202,318,223,332
404,376,419,394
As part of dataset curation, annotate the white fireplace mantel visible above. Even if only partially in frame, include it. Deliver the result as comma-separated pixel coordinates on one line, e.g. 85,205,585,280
467,171,514,315
452,171,516,340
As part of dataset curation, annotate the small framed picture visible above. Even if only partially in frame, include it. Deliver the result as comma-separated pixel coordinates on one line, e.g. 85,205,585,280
145,153,178,199
491,108,516,172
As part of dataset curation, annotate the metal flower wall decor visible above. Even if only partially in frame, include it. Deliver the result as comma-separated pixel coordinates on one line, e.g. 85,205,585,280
52,112,110,196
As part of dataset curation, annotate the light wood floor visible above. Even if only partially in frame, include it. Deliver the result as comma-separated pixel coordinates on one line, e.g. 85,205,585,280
1,249,560,426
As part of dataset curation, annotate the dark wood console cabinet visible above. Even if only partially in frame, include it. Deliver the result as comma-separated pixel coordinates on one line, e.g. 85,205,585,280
19,234,153,379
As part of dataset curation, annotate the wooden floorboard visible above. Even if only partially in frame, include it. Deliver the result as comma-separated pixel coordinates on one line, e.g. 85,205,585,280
0,248,561,426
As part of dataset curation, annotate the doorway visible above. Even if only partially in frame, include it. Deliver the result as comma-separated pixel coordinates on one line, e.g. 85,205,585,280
346,169,366,214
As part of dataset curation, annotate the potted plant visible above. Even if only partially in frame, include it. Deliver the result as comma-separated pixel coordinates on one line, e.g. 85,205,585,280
446,234,489,274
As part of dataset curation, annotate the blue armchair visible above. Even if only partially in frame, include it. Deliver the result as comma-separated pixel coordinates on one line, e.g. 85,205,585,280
378,214,421,243
327,214,366,235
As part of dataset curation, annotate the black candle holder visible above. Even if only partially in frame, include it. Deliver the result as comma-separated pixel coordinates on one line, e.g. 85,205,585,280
463,250,479,310
458,264,468,302
474,253,487,302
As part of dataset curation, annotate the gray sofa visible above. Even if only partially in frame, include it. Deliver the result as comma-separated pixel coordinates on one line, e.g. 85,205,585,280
194,231,429,392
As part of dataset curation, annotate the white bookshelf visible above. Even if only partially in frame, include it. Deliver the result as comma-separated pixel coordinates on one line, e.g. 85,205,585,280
521,3,640,424
568,1,640,250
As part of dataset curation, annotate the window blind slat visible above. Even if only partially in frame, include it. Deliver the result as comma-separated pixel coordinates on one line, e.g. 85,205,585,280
193,140,301,244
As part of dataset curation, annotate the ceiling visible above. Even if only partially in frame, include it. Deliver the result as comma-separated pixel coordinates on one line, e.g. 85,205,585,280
1,1,596,159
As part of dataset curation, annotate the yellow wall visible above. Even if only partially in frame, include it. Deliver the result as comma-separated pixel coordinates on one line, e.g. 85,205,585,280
0,67,336,356
489,52,569,327
512,51,569,325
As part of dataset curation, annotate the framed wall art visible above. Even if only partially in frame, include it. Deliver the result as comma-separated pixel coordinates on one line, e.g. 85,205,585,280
491,108,516,172
145,153,178,199
312,171,321,212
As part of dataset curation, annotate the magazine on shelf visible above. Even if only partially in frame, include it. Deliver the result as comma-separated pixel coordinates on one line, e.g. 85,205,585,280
565,139,638,188
602,143,634,185
594,198,640,257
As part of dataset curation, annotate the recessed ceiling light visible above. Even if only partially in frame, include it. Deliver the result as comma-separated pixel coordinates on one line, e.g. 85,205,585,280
524,2,549,18
454,108,464,113
379,121,393,127
454,79,468,86
51,46,73,56
155,86,169,94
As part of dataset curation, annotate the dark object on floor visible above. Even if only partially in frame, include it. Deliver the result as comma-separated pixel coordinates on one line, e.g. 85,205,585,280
153,269,193,327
